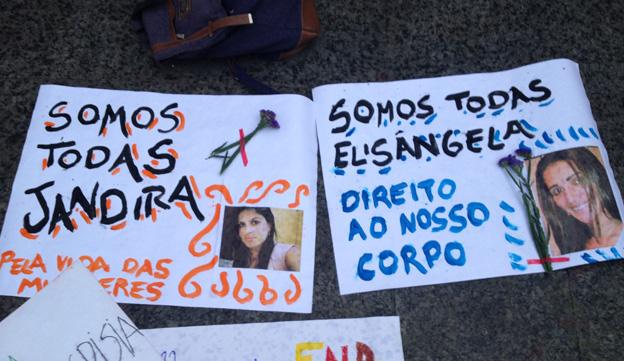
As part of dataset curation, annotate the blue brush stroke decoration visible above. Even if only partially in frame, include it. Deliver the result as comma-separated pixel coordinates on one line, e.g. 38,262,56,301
492,109,504,116
476,112,485,118
520,119,538,132
611,247,623,258
542,131,554,144
511,262,527,271
400,155,407,161
502,216,519,231
508,253,522,262
596,249,614,260
539,98,555,107
333,168,345,175
556,129,566,141
383,119,388,127
357,169,366,175
435,133,441,138
505,233,525,246
426,156,432,162
499,201,515,212
397,121,402,126
578,127,590,138
454,129,461,135
595,248,623,261
568,126,579,140
581,253,598,264
379,167,391,174
535,140,548,149
589,128,600,139
424,113,438,125
410,120,416,126
419,135,428,141
494,130,501,142
345,127,356,137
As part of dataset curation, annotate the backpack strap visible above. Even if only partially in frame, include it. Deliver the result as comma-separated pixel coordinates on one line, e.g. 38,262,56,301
229,62,279,95
152,13,253,54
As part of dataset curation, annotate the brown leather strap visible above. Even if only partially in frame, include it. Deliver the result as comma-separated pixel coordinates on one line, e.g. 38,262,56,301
152,13,253,54
279,0,320,59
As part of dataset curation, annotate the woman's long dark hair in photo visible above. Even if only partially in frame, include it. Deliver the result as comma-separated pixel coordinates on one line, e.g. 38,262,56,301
535,147,620,254
232,207,277,269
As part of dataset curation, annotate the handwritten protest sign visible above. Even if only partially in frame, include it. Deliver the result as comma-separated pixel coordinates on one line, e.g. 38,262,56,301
0,264,161,360
0,85,317,312
313,59,624,294
144,316,404,361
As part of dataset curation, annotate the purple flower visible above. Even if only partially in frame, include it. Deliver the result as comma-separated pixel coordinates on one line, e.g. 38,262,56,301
260,109,280,129
515,143,532,159
498,154,523,168
210,109,282,174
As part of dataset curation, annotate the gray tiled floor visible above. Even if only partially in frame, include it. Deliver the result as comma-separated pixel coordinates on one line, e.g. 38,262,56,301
1,1,624,360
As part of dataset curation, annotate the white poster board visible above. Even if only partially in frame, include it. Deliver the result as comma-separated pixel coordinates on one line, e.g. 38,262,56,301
0,264,160,361
313,59,624,294
0,85,317,312
144,316,404,361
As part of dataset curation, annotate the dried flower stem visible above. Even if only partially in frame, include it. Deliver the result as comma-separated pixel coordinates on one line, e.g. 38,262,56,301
209,110,280,175
500,147,552,272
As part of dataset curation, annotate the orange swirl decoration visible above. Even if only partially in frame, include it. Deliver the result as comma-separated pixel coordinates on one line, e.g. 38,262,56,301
188,204,221,257
238,180,264,204
284,273,302,305
177,256,219,298
244,179,290,204
211,271,230,297
233,270,253,304
288,184,310,208
204,184,233,204
256,275,278,305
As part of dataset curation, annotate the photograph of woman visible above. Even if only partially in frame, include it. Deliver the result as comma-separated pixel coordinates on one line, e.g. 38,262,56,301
219,206,302,271
534,146,623,255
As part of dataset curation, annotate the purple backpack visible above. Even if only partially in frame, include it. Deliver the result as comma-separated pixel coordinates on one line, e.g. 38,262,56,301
133,0,320,61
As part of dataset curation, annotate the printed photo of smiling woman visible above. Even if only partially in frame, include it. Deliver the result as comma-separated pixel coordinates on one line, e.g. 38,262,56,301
533,146,624,255
219,206,303,272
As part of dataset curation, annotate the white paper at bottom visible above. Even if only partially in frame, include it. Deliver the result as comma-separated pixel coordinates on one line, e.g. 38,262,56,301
144,316,404,361
0,264,161,361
